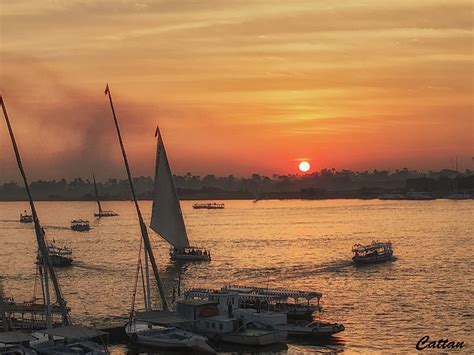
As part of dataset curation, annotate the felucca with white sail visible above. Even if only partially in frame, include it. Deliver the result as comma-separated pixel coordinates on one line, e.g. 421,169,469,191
104,84,215,353
150,128,211,261
0,96,108,354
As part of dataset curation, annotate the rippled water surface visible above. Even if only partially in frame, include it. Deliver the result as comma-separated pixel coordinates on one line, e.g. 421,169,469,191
1,199,473,353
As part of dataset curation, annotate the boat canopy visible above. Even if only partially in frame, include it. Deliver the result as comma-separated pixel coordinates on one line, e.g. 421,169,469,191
39,325,106,341
222,285,322,301
150,129,189,249
186,288,286,302
352,241,392,253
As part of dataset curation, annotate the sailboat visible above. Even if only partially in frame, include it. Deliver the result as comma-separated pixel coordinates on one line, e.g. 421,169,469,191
1,96,108,354
92,173,118,217
150,128,211,261
104,84,215,353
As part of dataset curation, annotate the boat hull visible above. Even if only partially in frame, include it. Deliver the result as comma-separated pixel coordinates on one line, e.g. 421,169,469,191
220,330,287,346
37,255,73,267
70,226,90,232
170,253,211,261
275,323,345,338
353,253,393,265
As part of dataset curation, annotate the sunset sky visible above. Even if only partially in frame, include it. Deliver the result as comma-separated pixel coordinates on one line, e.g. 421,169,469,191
0,0,472,181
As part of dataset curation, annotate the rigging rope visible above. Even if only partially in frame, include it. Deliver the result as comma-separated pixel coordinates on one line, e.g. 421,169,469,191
129,237,143,323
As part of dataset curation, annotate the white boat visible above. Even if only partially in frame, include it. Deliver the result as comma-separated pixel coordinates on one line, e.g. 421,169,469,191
125,321,215,353
150,128,210,262
273,321,345,338
177,291,287,346
185,288,344,340
92,173,118,218
221,285,322,320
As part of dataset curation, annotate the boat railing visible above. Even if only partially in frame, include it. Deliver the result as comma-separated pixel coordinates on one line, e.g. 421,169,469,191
222,285,322,300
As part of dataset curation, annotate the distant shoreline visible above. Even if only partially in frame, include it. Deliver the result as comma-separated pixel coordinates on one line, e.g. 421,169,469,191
1,195,472,202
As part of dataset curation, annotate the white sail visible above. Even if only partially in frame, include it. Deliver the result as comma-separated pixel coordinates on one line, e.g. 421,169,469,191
150,128,190,249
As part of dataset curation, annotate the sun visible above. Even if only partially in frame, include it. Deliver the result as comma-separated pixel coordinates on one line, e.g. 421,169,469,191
298,161,311,172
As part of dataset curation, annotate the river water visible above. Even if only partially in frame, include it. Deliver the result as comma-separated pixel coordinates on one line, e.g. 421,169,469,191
0,199,472,353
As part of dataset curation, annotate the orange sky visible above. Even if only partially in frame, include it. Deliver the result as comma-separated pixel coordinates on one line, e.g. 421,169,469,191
0,0,473,181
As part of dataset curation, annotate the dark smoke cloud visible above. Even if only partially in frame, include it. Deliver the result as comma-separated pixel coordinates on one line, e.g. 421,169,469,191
0,54,169,182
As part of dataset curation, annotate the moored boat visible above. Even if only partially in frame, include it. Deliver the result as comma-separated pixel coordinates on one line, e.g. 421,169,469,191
70,219,90,232
352,240,394,265
125,321,215,353
222,285,322,320
185,288,344,340
177,291,288,346
273,321,345,338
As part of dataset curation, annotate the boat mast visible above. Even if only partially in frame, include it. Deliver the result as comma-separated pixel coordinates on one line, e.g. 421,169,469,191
0,97,70,326
104,84,168,310
92,172,103,214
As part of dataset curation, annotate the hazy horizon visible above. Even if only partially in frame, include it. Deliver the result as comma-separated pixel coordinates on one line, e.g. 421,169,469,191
1,0,473,181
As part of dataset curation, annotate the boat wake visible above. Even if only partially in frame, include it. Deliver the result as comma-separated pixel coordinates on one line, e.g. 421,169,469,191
42,224,71,230
233,260,354,282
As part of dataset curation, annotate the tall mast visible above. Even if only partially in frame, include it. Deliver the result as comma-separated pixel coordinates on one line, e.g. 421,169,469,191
0,97,70,325
104,84,168,310
92,172,103,214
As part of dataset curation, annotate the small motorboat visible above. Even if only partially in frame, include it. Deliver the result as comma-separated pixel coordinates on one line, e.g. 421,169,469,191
37,242,73,267
70,219,90,232
352,240,394,265
20,211,33,223
192,202,225,209
274,321,345,338
126,321,215,353
170,247,211,261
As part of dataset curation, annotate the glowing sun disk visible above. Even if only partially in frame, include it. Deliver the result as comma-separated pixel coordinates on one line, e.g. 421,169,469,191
299,161,310,172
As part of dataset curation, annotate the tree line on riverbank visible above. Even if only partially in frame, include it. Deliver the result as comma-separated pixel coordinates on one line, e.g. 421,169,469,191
0,168,472,201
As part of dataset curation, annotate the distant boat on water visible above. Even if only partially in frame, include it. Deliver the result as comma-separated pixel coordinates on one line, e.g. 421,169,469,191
70,219,90,232
192,202,225,209
20,211,33,223
150,127,211,262
92,173,118,217
37,241,73,267
352,241,394,265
